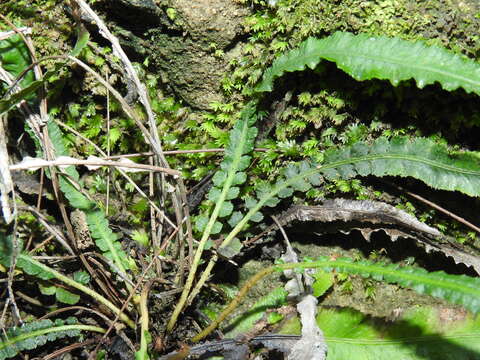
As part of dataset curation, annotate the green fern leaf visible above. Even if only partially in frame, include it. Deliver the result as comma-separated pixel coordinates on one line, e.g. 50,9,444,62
219,137,479,250
323,137,480,196
256,32,480,95
0,234,14,267
228,211,243,227
0,317,104,360
17,256,55,280
0,81,43,115
86,210,131,272
170,102,261,327
288,257,480,313
38,283,80,305
195,102,259,238
55,287,80,305
0,33,35,94
14,253,135,328
46,120,134,273
47,121,93,209
279,306,480,360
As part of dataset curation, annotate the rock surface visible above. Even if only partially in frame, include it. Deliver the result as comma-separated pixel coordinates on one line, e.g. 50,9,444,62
108,0,250,109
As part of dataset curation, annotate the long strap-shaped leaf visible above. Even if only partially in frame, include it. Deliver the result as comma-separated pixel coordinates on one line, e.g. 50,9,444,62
256,31,480,94
323,136,480,196
193,257,480,342
221,136,480,250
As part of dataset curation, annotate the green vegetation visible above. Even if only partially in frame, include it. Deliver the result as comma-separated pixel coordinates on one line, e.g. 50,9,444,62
1,0,480,359
0,318,104,360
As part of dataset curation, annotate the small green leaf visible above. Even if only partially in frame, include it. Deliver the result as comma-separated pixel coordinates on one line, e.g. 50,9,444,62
59,179,94,211
204,239,215,250
195,215,209,232
212,171,227,187
207,188,221,202
256,183,273,198
312,271,334,297
218,201,233,218
18,257,55,280
307,172,323,186
131,229,149,247
284,164,299,178
225,187,239,200
0,32,35,97
38,283,56,296
0,234,13,267
264,196,280,207
55,288,80,305
0,81,43,115
291,178,311,192
232,172,247,185
70,27,90,57
73,271,91,285
211,221,223,235
218,238,243,259
267,312,284,325
250,211,264,223
277,186,293,198
228,211,243,227
245,196,258,209
237,155,251,171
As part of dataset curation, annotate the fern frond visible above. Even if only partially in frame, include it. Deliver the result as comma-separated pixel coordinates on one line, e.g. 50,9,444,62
256,32,480,95
323,136,480,196
195,101,259,242
0,33,35,92
47,120,133,274
282,306,480,360
16,253,135,328
220,136,480,250
193,257,480,342
168,101,259,331
0,317,104,360
281,258,480,313
86,210,132,272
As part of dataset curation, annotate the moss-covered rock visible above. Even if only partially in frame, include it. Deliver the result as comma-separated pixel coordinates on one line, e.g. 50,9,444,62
108,0,250,109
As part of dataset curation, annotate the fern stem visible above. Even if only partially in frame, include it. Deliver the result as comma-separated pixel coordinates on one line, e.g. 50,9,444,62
19,254,135,329
137,280,153,360
191,265,274,342
187,253,218,305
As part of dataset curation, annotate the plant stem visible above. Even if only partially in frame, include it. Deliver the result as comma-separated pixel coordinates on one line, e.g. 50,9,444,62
136,280,153,360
